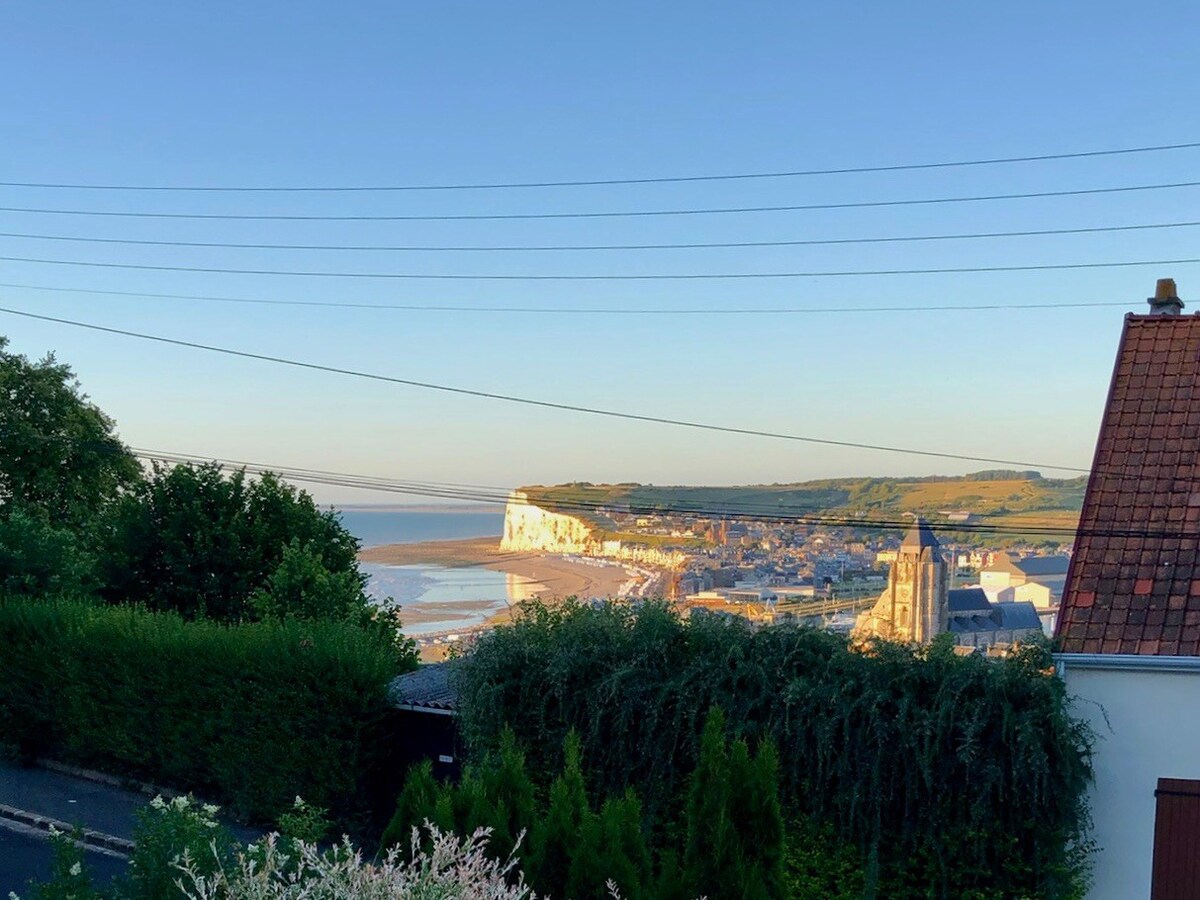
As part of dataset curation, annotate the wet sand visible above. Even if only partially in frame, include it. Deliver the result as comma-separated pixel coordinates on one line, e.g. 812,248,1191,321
358,537,634,602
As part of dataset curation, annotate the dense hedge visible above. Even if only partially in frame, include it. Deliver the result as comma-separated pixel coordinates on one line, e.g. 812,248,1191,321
0,597,404,826
455,602,1094,899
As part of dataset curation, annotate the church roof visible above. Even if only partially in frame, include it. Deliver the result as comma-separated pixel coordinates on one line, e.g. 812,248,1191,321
1056,308,1200,655
900,519,941,552
949,588,993,612
994,602,1043,631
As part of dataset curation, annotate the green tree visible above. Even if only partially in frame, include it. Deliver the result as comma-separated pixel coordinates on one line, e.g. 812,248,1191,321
531,731,589,896
382,760,440,854
251,538,367,623
682,708,741,899
0,336,139,529
474,727,538,862
94,462,365,623
0,509,94,598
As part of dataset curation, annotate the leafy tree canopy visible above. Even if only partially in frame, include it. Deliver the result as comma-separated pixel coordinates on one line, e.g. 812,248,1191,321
94,462,365,624
0,336,139,527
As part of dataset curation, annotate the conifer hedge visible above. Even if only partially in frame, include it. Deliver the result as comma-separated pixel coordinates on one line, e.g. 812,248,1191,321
0,597,403,826
454,602,1094,899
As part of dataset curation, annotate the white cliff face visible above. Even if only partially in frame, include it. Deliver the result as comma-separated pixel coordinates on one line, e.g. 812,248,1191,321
500,491,594,553
500,490,689,570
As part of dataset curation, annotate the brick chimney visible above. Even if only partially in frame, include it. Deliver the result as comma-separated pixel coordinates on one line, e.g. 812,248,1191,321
1147,278,1184,315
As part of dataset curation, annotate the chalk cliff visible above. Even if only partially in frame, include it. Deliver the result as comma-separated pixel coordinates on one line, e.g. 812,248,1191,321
500,490,689,569
500,490,595,553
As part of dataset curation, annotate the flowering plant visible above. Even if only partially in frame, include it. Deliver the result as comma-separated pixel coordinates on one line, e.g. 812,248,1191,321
176,825,535,899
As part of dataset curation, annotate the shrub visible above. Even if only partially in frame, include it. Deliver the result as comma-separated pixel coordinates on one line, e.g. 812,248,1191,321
125,796,235,900
174,829,536,899
454,601,1094,899
92,463,366,624
0,597,408,826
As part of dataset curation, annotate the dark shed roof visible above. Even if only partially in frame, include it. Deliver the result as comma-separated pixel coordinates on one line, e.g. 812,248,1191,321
390,663,459,714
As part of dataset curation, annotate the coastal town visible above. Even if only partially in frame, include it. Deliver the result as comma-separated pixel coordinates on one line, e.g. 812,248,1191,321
369,479,1071,659
5,4,1200,895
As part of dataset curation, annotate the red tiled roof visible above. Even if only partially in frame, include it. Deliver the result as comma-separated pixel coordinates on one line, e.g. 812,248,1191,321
1056,313,1200,655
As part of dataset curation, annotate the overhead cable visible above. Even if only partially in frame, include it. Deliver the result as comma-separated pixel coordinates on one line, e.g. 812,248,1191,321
0,281,1135,315
0,219,1196,252
3,253,1199,281
0,179,1196,221
2,139,1197,191
133,449,1160,540
0,304,1089,473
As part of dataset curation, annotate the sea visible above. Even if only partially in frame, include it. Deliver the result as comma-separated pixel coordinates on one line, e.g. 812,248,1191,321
338,507,505,549
339,506,520,636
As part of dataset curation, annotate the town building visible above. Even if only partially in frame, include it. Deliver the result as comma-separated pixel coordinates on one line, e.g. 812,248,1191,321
853,521,1042,649
980,551,1070,597
1054,279,1200,899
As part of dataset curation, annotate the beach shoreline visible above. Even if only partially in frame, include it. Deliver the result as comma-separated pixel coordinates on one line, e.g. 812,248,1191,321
359,537,638,661
358,536,635,610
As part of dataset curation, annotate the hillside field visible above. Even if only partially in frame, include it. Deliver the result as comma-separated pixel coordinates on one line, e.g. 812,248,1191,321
523,471,1086,547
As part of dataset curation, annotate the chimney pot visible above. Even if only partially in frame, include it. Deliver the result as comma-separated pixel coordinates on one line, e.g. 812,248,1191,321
1148,278,1184,315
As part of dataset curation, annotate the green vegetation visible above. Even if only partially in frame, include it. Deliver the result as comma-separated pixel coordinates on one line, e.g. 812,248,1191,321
526,471,1086,547
93,461,369,624
0,596,405,826
0,337,139,530
384,714,784,900
454,601,1094,899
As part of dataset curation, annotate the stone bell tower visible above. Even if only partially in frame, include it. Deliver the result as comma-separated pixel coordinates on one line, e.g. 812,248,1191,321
854,519,948,643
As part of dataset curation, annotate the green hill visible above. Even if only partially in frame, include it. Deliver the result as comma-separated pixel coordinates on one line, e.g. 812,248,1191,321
524,470,1087,547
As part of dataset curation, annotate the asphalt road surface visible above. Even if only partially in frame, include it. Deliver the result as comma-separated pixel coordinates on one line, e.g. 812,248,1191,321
0,827,127,896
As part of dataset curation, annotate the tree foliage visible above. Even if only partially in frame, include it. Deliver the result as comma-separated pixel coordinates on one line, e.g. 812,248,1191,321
384,730,657,900
454,601,1094,899
93,462,364,623
0,336,139,528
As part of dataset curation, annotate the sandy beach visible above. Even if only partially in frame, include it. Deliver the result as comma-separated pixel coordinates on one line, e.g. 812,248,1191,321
358,537,634,608
360,538,636,660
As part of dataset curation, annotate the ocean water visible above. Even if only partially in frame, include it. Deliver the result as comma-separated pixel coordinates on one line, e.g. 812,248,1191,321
340,506,516,635
338,507,504,548
360,562,541,635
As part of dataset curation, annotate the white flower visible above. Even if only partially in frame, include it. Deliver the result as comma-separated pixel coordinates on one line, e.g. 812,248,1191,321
150,795,167,810
69,862,81,877
294,796,305,807
202,803,220,816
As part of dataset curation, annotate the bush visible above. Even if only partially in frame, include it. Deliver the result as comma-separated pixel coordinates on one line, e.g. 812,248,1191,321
384,717,778,900
454,601,1094,899
92,463,366,624
0,596,408,826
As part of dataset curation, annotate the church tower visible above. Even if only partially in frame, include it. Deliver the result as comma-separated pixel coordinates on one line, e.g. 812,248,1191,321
854,519,949,643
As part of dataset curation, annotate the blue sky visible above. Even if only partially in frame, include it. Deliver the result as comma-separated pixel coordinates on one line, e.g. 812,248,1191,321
1,1,1198,504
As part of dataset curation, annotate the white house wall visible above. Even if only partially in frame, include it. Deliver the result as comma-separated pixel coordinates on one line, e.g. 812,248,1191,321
1060,662,1200,899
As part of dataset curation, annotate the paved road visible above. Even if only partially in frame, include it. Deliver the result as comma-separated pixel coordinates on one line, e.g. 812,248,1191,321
0,760,262,844
0,828,127,896
0,761,147,842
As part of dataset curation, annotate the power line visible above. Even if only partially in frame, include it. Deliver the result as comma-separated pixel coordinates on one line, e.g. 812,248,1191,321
0,304,1090,473
0,179,1196,221
134,448,1177,541
0,281,1136,315
1,220,1196,252
3,253,1199,281
3,140,1197,191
